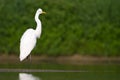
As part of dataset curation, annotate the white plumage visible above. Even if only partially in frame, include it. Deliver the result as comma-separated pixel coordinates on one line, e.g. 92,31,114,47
20,29,36,61
20,8,46,61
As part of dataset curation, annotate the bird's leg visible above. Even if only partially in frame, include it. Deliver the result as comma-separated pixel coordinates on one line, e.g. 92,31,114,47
28,54,31,69
26,55,31,62
29,54,31,62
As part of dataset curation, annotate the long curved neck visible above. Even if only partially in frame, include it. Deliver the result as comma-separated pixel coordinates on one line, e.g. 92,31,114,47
35,12,42,38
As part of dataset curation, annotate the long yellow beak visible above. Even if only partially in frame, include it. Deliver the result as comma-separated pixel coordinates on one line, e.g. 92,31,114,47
42,11,46,14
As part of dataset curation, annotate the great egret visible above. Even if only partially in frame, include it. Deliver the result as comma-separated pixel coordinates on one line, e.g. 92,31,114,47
20,8,46,61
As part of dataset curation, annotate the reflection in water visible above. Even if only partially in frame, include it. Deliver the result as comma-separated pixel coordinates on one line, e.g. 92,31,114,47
19,73,40,80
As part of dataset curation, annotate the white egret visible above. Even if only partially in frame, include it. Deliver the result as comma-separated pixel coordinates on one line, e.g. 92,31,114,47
20,8,46,61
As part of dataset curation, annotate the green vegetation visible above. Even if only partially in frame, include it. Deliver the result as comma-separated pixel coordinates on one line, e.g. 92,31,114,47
0,0,120,56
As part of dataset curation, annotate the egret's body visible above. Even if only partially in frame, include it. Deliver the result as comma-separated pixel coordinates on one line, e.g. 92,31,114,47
20,8,45,61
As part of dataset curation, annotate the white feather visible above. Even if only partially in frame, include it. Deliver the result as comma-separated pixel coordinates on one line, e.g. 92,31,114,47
20,29,36,61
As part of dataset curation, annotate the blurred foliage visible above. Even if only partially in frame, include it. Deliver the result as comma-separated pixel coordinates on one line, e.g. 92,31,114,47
0,0,120,56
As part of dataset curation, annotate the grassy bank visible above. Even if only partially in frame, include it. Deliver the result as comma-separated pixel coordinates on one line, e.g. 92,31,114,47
0,54,119,65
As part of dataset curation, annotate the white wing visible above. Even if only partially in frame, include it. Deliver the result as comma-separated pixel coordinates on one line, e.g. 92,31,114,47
20,29,37,61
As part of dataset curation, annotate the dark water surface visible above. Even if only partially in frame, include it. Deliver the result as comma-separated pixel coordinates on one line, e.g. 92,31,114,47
0,63,119,80
0,71,119,80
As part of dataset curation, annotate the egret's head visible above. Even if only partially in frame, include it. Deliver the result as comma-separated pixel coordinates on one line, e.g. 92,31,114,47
37,8,46,14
